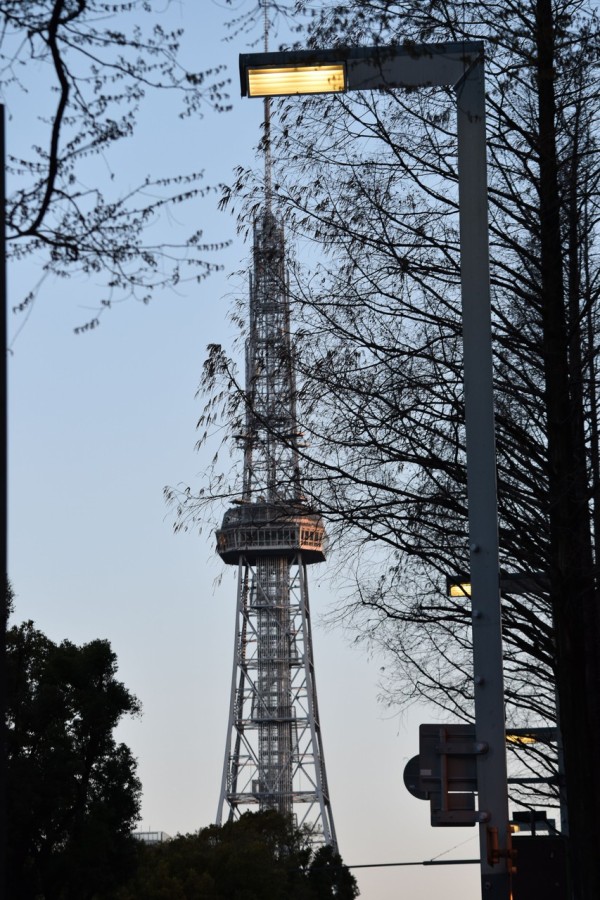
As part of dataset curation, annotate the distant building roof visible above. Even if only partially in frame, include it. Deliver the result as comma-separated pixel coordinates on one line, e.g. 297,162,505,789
132,830,171,844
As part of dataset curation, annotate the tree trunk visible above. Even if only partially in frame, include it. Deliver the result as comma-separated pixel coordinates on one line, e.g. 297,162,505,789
536,3,600,897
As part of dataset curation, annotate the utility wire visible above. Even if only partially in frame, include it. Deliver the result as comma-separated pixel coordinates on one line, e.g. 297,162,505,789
346,859,480,870
345,834,480,869
429,833,479,861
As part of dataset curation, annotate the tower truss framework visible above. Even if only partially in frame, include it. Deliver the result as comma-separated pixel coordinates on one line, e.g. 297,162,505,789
215,211,337,848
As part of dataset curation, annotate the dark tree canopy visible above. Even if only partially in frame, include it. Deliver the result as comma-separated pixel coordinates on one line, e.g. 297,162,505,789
112,811,358,900
6,617,141,900
1,0,232,331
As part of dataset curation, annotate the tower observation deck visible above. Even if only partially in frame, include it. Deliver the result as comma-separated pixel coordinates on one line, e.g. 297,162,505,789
215,208,337,848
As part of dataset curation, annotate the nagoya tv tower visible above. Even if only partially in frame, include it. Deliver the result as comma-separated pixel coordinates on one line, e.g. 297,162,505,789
214,4,337,848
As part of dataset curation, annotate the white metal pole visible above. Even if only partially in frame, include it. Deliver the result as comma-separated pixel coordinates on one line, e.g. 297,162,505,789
455,58,510,899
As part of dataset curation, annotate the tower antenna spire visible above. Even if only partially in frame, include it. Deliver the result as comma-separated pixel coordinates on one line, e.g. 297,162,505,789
263,1,273,212
214,1,337,848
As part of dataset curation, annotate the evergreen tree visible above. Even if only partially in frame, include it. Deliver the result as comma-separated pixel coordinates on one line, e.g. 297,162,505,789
113,811,358,900
7,618,141,900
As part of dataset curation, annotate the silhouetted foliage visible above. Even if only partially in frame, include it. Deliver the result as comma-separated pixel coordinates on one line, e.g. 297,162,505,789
112,811,358,900
6,618,141,900
308,843,359,900
1,0,232,330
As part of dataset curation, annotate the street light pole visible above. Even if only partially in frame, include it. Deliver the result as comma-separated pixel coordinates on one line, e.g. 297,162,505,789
239,42,510,900
454,52,511,900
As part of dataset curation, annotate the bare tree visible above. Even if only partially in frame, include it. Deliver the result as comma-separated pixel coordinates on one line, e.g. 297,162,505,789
1,0,232,331
172,2,600,896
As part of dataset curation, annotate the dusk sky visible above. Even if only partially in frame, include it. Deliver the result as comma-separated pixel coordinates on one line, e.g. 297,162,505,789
7,3,480,897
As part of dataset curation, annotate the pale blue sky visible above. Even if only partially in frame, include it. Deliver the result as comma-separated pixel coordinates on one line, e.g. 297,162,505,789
7,3,480,897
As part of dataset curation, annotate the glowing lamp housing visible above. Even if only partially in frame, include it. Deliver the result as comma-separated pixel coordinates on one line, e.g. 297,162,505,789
240,50,347,98
446,577,472,599
246,63,346,97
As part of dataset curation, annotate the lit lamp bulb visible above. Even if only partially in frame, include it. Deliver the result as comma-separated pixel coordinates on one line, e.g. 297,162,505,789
247,63,346,98
449,581,472,598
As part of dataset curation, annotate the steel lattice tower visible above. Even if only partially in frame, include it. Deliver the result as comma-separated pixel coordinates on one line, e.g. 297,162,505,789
215,29,336,841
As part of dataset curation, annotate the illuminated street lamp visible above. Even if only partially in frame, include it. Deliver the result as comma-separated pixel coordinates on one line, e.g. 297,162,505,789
245,61,346,97
240,42,510,900
446,575,473,599
446,571,550,600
